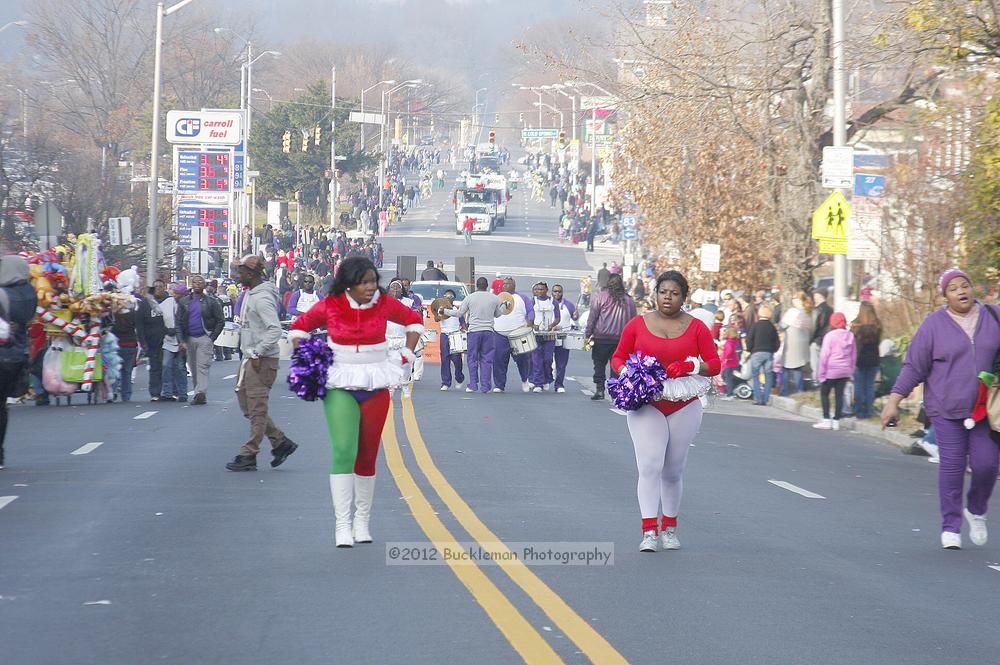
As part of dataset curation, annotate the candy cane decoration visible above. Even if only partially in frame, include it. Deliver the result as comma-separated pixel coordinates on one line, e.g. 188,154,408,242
79,321,102,392
35,306,88,343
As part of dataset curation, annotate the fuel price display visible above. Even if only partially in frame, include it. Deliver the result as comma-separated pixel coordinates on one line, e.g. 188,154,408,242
176,150,232,193
177,205,230,247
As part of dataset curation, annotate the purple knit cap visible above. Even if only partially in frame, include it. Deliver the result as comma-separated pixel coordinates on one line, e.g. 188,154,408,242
173,283,189,295
938,268,970,294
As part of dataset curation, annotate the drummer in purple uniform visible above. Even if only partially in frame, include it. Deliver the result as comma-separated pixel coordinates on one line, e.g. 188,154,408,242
528,282,560,392
492,277,535,393
552,284,579,394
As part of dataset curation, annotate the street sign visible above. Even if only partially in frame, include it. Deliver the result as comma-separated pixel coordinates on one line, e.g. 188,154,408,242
521,128,559,139
812,191,851,239
175,148,233,193
177,204,230,247
33,201,62,250
821,146,854,189
108,217,132,246
348,111,385,125
623,228,638,241
622,215,637,228
166,110,242,145
848,173,884,261
700,243,721,273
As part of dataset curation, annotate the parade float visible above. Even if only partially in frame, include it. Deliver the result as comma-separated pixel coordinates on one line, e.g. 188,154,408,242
24,233,135,397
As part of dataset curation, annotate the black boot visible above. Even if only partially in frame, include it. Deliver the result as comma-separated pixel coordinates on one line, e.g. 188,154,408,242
270,439,299,468
226,454,257,471
590,388,605,401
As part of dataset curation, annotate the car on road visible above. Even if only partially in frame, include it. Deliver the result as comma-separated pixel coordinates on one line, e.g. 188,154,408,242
408,281,470,304
455,203,495,235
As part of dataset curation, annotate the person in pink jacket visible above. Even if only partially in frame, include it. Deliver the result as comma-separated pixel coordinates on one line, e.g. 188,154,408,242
814,312,856,430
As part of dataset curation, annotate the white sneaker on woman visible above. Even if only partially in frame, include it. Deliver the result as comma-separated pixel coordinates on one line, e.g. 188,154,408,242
813,419,833,430
660,528,681,550
639,531,658,552
941,531,962,549
964,509,988,546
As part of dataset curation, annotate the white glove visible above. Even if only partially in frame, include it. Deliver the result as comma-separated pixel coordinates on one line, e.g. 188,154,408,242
0,317,9,343
400,347,417,365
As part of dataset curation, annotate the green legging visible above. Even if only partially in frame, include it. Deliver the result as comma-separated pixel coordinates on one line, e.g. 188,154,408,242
323,388,391,475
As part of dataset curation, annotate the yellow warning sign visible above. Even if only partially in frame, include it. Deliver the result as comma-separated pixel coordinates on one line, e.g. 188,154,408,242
811,191,852,241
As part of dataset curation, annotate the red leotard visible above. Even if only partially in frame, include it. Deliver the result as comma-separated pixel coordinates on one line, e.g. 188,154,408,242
611,315,721,417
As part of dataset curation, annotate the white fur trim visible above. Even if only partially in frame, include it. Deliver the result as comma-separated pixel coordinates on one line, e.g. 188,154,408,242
287,329,311,341
404,323,425,334
346,289,380,310
658,375,712,402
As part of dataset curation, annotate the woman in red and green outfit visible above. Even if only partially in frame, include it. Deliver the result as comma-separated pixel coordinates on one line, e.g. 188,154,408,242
289,257,423,548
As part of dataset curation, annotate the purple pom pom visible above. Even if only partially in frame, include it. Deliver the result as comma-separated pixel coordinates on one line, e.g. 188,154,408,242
607,352,667,411
287,336,334,401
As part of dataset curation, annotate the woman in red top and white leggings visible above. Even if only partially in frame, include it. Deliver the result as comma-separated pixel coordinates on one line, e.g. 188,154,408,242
612,271,721,552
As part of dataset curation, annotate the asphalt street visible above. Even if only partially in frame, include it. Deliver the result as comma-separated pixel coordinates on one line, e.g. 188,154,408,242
2,165,999,664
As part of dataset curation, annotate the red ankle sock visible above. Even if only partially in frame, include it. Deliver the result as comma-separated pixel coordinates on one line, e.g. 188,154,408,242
661,515,677,530
642,517,658,534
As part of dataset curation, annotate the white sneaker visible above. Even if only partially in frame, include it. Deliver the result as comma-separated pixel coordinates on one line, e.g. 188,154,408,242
920,441,940,463
639,530,658,552
556,387,566,394
401,384,412,399
440,385,449,391
491,388,503,393
465,387,475,393
941,531,962,549
812,419,833,430
521,381,530,393
831,420,840,431
660,528,681,550
532,387,542,393
964,509,988,546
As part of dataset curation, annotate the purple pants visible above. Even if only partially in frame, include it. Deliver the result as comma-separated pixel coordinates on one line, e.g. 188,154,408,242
931,417,999,533
439,333,465,388
492,331,530,390
529,338,556,387
466,330,493,393
554,346,570,389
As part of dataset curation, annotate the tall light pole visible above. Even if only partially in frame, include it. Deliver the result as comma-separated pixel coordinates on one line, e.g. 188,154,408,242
564,81,614,208
832,0,848,307
330,65,336,229
361,79,395,152
533,101,563,130
4,86,26,138
251,87,273,111
552,84,577,142
379,79,421,207
0,20,27,34
148,0,198,288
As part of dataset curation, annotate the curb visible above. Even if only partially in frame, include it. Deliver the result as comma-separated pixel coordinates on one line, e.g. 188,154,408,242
767,395,924,455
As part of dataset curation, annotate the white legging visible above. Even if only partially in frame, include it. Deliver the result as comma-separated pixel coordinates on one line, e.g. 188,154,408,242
626,401,704,519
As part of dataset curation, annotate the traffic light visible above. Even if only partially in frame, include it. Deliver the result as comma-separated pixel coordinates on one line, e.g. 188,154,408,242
558,131,567,147
313,124,322,146
519,113,524,123
495,113,500,123
301,131,310,152
488,130,496,144
282,130,292,153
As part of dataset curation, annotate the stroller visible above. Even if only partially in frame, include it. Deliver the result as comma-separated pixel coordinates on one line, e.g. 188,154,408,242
729,359,755,400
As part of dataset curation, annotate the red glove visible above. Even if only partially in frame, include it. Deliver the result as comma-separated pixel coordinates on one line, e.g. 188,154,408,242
666,360,695,379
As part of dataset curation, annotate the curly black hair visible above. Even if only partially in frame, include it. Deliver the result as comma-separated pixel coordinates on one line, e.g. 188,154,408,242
654,270,689,300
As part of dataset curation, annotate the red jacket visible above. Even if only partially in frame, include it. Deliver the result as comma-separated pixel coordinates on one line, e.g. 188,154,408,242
290,291,421,346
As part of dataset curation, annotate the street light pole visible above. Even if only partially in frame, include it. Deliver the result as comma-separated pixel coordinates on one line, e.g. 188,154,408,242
330,65,336,229
147,0,199,288
361,80,394,152
832,0,848,307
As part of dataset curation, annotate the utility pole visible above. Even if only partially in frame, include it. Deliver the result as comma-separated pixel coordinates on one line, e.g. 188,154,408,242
330,65,337,229
832,0,848,307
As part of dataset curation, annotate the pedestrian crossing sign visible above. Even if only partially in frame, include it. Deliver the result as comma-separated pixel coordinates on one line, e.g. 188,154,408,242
812,191,851,241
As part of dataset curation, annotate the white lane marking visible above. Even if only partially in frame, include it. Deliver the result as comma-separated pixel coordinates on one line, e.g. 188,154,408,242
989,565,1000,573
71,442,104,455
768,480,826,499
83,600,112,606
224,374,237,380
0,496,18,510
134,411,158,420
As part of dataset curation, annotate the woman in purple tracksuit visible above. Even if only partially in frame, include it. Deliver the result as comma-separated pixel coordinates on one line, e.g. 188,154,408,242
882,269,1000,550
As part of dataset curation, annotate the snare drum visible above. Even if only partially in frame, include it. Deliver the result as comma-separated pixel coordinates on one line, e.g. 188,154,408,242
216,324,240,349
447,331,468,354
562,330,586,350
507,326,538,355
278,334,294,360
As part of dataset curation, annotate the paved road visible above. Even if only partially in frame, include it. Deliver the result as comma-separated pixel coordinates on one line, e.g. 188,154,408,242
3,166,1000,664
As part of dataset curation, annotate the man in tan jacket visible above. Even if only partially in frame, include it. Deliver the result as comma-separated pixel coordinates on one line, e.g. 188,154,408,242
226,255,298,472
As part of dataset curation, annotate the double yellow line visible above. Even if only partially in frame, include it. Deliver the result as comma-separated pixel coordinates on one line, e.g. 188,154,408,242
381,399,626,664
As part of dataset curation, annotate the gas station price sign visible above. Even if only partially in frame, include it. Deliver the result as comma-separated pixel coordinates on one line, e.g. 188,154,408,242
176,150,232,193
177,205,230,247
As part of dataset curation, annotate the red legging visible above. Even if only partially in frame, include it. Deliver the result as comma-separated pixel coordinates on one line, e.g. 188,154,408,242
322,388,390,476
